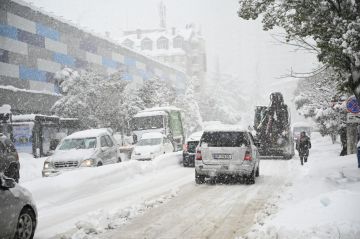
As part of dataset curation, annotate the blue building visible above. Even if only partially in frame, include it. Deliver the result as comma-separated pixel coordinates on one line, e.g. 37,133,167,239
0,0,187,114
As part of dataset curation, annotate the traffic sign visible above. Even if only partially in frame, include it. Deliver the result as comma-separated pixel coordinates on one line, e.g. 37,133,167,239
346,96,360,114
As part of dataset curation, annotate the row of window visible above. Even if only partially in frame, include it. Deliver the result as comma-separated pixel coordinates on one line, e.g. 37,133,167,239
123,36,184,51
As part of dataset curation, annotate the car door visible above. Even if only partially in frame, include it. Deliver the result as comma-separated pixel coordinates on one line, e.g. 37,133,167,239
105,135,118,163
0,186,20,237
99,135,111,164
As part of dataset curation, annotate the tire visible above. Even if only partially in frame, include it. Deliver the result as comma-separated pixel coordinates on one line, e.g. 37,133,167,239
195,171,205,184
97,161,103,167
15,207,36,239
247,170,256,185
117,157,122,163
255,166,260,177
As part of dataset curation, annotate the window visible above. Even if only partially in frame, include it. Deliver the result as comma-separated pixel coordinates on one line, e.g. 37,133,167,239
173,36,184,48
157,37,169,49
100,136,108,147
59,138,97,150
137,138,161,146
122,39,134,49
105,135,114,147
200,132,249,147
141,38,153,50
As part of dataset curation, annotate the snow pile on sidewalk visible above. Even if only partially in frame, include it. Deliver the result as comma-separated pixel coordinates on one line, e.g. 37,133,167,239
18,153,46,183
240,133,360,239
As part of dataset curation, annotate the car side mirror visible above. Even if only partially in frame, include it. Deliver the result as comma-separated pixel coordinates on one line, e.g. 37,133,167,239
0,174,16,189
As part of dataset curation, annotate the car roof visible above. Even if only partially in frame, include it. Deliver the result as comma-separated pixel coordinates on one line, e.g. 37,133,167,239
203,124,247,133
140,132,165,139
65,129,110,139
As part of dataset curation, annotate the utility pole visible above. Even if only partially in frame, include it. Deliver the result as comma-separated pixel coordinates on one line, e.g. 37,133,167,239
159,1,167,29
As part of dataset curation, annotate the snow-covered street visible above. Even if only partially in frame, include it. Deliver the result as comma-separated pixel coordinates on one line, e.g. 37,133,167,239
16,132,360,239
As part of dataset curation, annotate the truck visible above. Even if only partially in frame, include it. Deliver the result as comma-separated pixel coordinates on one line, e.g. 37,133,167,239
131,107,185,151
253,92,294,159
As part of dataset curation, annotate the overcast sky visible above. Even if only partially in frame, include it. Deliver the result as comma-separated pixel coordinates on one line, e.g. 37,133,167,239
25,0,318,106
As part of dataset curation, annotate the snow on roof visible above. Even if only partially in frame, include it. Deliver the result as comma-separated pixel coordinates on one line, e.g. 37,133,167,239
12,114,59,122
204,124,247,132
134,111,167,118
0,104,11,114
187,131,203,142
140,132,165,139
142,106,181,112
66,129,110,139
0,85,61,96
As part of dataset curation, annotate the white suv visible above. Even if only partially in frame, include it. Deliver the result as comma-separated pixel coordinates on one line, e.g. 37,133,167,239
195,128,260,184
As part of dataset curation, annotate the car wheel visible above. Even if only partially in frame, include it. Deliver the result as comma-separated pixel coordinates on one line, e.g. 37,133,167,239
117,157,122,163
97,162,103,167
15,207,36,239
195,171,205,184
247,170,256,185
255,166,260,177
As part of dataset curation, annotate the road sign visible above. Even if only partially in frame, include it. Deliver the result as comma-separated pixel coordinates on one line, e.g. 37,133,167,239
347,113,360,123
346,96,360,114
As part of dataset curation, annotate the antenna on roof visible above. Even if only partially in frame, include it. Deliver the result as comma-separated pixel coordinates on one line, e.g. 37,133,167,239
159,1,166,29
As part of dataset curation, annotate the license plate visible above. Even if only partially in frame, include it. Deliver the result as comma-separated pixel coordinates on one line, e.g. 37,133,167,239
213,153,232,159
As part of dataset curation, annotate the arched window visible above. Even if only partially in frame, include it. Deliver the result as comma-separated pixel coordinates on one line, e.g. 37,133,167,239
141,38,153,50
157,37,169,49
122,39,134,49
173,36,184,48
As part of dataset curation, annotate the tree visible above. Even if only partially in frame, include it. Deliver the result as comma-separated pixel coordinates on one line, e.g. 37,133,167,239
238,0,360,101
294,68,347,139
174,77,203,136
137,76,176,108
52,68,140,131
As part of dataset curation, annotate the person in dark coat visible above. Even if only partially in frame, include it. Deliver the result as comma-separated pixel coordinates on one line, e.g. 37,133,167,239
296,131,311,165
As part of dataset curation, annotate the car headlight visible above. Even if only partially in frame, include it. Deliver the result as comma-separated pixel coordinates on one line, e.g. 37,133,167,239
80,158,95,167
43,161,51,169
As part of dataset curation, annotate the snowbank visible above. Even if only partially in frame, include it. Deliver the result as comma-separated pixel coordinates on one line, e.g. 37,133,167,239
19,153,46,183
240,133,360,239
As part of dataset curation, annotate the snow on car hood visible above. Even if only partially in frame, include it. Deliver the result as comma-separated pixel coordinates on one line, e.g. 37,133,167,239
49,149,98,162
133,145,161,155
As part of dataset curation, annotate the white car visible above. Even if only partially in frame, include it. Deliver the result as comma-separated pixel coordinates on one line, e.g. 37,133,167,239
42,129,121,177
131,132,174,161
195,127,260,184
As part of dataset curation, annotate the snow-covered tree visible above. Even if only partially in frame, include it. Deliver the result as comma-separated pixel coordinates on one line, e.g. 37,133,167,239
294,68,347,139
52,68,141,131
138,76,176,108
174,77,203,136
238,0,360,101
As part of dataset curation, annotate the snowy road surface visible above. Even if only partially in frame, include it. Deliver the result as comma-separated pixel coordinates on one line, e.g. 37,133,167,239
19,132,359,239
100,160,294,239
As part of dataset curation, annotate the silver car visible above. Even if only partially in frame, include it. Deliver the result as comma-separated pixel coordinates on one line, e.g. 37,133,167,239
42,129,121,177
195,128,260,184
0,174,37,239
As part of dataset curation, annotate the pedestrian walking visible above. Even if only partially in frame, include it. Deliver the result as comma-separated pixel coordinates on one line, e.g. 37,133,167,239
296,131,311,166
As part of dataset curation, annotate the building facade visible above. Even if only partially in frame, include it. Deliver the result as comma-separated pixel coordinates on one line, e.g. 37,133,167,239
0,0,187,114
120,25,207,87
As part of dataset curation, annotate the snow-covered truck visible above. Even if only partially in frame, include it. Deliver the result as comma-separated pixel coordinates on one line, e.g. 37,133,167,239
131,107,185,151
253,92,294,159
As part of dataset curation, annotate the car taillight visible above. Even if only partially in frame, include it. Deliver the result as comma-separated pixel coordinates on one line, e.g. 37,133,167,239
244,151,252,161
183,144,188,152
195,150,202,160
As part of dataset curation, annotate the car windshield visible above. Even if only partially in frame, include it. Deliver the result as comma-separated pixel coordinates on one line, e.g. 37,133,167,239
187,141,199,153
137,138,162,146
132,116,164,130
58,137,97,150
200,131,249,147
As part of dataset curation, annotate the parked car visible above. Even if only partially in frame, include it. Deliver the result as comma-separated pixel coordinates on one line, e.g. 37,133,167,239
131,132,174,161
183,131,203,167
194,126,260,184
0,173,37,239
42,128,121,177
0,133,20,182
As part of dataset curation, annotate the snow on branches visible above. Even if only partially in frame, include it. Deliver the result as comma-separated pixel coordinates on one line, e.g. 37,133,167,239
238,0,360,100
